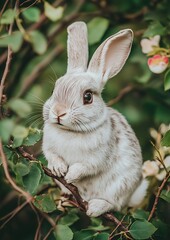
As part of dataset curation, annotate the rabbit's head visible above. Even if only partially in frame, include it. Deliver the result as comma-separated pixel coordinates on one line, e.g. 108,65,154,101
43,22,133,132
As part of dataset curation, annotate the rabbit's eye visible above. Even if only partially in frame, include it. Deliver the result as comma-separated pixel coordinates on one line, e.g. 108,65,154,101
83,90,93,105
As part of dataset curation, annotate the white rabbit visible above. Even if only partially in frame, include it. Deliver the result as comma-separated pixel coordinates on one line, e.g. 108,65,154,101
42,22,148,217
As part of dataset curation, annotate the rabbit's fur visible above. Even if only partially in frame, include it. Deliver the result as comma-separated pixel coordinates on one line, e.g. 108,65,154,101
42,22,148,217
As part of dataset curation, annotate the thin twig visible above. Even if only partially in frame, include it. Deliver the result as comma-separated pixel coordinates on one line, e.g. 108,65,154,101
34,218,43,240
0,51,8,65
124,7,148,20
0,200,29,229
104,213,127,232
0,25,13,104
150,141,169,174
0,191,17,209
107,85,134,106
40,211,56,227
0,199,28,222
109,214,127,239
43,214,63,240
20,0,39,9
0,140,32,201
43,226,55,240
148,173,170,221
20,0,36,6
0,0,10,17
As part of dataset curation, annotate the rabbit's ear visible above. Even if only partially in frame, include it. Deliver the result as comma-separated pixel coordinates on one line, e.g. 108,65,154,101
67,21,88,73
87,29,133,85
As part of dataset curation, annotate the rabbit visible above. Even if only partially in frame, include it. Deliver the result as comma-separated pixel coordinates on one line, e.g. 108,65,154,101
42,21,148,217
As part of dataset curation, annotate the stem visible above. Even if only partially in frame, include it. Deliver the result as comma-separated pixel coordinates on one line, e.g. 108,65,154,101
151,141,169,174
0,140,32,201
148,173,170,221
107,85,134,106
0,25,13,104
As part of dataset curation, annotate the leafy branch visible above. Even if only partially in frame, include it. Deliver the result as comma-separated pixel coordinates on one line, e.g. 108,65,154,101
17,146,128,232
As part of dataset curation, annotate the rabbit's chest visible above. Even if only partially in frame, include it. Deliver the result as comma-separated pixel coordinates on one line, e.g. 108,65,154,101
44,123,108,165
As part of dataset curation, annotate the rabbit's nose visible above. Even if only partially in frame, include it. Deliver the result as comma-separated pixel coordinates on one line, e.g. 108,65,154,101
57,113,66,125
55,104,67,124
55,104,66,116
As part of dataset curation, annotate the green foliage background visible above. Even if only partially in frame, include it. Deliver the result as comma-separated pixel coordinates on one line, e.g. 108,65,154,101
0,0,170,239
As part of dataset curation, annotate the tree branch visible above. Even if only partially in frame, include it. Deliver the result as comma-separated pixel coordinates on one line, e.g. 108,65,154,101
107,85,134,107
148,173,170,221
0,26,13,104
17,146,128,232
42,166,87,212
0,0,10,17
0,141,32,201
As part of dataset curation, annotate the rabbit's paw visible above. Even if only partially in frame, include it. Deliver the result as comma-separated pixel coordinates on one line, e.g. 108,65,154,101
65,163,85,183
48,158,68,177
87,199,112,217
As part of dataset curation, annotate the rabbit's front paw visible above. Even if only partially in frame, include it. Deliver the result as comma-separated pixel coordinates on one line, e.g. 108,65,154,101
65,163,85,183
48,158,68,177
87,199,112,217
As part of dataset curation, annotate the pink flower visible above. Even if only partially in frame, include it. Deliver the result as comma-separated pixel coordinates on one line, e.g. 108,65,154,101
140,35,160,54
148,55,169,74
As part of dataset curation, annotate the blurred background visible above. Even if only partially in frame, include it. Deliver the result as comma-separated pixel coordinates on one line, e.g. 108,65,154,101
0,0,170,239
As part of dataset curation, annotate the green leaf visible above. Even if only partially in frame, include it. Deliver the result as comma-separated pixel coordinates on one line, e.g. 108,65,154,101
15,162,30,176
23,128,42,146
87,225,109,231
73,230,94,240
0,9,16,24
129,220,157,239
29,30,47,54
89,217,109,231
33,194,57,213
0,31,23,52
59,213,79,226
161,130,170,147
94,233,110,240
143,21,166,37
12,137,24,148
8,98,31,118
37,154,48,166
12,125,29,139
164,69,170,91
88,17,109,45
22,7,40,23
160,190,170,203
0,119,15,143
54,225,73,240
132,209,149,220
90,217,103,226
44,1,64,22
23,164,41,194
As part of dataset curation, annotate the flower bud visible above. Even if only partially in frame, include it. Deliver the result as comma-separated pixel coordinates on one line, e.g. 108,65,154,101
148,55,169,74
